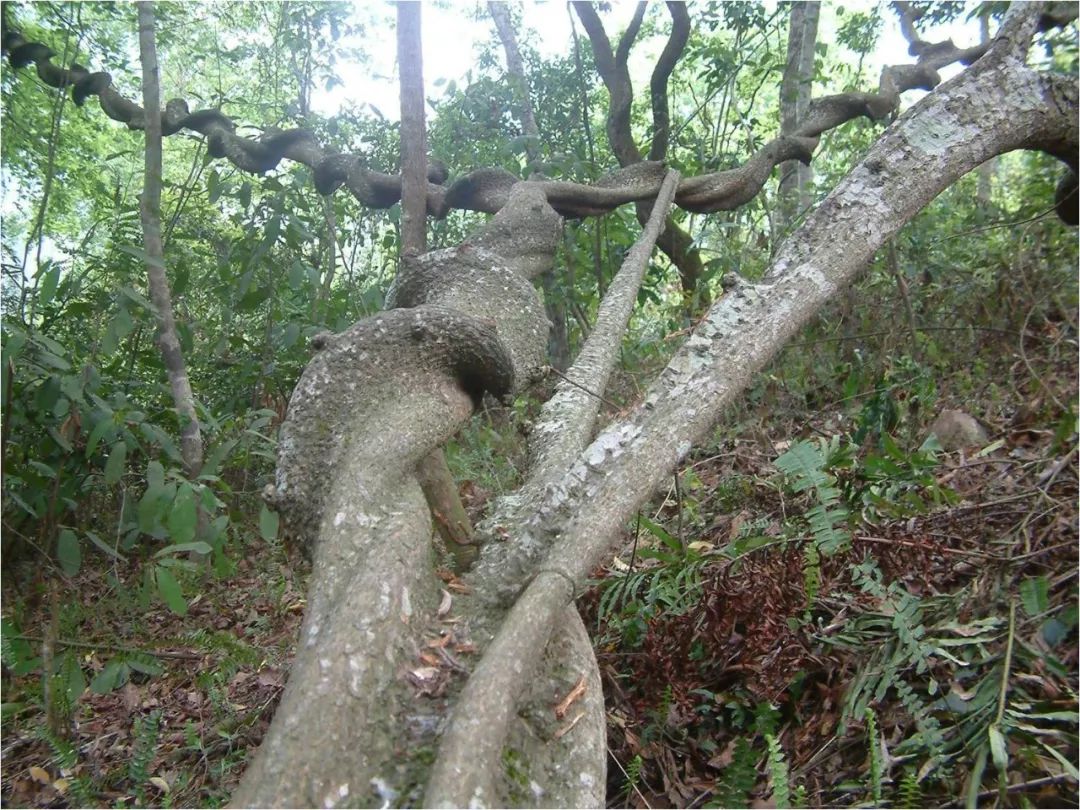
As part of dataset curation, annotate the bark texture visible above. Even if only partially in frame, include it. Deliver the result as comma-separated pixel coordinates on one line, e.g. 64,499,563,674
397,2,427,257
489,1,571,371
396,4,476,561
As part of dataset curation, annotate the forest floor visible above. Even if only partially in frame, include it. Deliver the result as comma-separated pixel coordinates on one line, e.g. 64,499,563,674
583,406,1078,808
1,333,1077,809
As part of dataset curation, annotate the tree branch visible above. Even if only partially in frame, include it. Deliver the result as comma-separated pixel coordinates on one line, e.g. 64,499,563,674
4,6,1075,226
648,2,691,162
426,168,681,807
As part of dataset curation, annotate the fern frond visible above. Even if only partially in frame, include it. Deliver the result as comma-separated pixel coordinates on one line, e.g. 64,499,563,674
765,734,791,809
129,710,162,804
896,768,921,808
866,707,884,806
710,737,758,808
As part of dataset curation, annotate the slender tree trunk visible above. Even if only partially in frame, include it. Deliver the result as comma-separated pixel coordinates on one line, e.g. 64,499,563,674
136,1,203,478
976,14,996,219
397,2,476,560
397,3,426,258
779,0,820,228
312,196,337,321
488,3,540,170
489,2,571,370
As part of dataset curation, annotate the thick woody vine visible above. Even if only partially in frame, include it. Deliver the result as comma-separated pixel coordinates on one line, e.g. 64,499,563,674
5,4,1074,227
3,4,1078,807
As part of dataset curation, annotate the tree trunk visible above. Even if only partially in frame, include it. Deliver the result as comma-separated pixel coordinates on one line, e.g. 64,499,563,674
397,3,427,258
489,2,571,370
572,2,706,313
9,3,1072,806
396,2,476,561
136,1,203,479
779,0,820,229
976,14,996,218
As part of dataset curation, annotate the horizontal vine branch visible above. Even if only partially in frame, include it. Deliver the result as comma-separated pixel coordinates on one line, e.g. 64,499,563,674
5,5,1075,224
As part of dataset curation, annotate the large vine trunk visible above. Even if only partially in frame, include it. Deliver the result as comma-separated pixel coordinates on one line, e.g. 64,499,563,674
3,2,1073,807
232,9,1076,804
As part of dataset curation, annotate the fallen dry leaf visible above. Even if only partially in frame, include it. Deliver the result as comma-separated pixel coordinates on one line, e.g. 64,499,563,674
437,589,453,617
554,710,585,739
554,674,587,719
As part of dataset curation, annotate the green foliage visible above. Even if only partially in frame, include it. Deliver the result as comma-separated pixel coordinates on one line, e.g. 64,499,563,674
38,724,97,807
184,629,264,680
624,753,644,796
764,734,792,809
710,738,758,808
865,707,884,806
0,618,41,676
2,3,1076,807
90,652,164,695
896,768,922,808
597,530,708,647
774,438,851,553
129,710,162,805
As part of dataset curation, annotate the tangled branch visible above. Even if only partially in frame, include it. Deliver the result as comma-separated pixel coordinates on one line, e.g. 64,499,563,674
6,5,1074,225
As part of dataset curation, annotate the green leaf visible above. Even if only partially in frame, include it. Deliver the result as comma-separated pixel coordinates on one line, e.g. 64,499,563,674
154,541,212,558
28,460,58,479
138,486,164,534
259,503,279,542
200,439,237,479
167,483,197,544
118,244,148,263
1019,576,1049,617
172,266,190,296
1040,741,1080,780
56,529,81,575
288,260,308,289
638,515,682,553
38,262,62,307
119,286,154,311
281,321,300,349
90,660,129,694
155,566,188,616
84,417,114,458
104,441,128,485
60,652,86,703
84,530,125,561
774,441,829,491
207,169,222,203
126,656,163,677
47,426,73,453
237,286,271,311
964,743,988,808
987,724,1009,774
146,460,165,492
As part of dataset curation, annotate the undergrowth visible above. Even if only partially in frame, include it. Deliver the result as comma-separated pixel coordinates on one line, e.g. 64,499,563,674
588,309,1078,807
